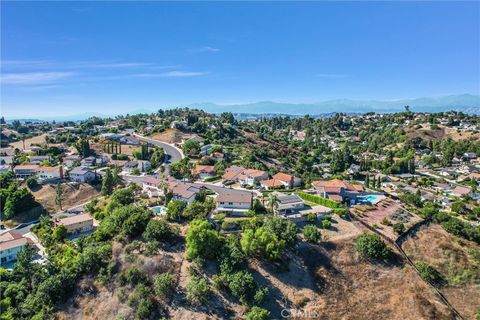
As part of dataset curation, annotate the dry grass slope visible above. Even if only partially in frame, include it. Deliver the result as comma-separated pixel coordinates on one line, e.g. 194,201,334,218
402,223,480,320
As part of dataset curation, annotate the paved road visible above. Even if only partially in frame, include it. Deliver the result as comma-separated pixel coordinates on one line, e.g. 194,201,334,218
132,133,183,162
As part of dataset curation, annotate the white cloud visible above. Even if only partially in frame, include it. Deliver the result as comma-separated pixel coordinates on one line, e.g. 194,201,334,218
1,72,76,84
192,46,221,53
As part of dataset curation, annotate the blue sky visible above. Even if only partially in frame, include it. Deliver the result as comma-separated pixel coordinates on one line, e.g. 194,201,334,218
1,1,479,118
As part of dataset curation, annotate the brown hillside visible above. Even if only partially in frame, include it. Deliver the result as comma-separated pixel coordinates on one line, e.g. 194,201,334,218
32,183,101,213
402,223,480,320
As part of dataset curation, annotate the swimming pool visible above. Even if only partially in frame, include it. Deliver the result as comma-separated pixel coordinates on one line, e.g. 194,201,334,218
358,195,384,204
150,205,167,216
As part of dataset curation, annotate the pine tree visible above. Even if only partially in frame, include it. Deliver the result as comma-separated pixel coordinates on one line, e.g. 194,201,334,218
101,168,114,196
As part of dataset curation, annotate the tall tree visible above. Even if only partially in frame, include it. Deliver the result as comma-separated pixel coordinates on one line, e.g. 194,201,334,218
55,183,64,210
101,168,114,196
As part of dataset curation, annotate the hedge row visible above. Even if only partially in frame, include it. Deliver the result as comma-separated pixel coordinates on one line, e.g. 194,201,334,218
296,191,343,209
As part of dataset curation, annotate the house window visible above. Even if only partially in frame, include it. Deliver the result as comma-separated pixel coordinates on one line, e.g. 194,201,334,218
228,202,233,205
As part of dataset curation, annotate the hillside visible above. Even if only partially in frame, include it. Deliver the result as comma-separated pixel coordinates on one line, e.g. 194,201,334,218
32,183,101,213
402,223,480,320
56,221,454,320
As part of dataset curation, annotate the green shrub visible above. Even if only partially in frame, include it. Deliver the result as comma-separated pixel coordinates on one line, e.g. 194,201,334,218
322,220,332,229
26,177,38,189
355,233,389,260
306,213,317,223
119,266,147,286
296,191,342,209
246,306,270,320
142,219,178,242
415,262,445,287
303,225,321,243
393,222,405,235
186,276,209,304
226,271,257,305
154,272,175,297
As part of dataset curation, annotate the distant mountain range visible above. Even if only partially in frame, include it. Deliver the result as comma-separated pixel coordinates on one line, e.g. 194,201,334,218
186,94,480,115
6,94,479,122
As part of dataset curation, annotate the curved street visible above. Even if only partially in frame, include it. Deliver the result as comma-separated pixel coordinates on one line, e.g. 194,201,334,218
132,133,184,162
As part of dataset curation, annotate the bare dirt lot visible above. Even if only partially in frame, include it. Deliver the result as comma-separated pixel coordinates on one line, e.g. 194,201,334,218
402,223,480,320
405,123,480,143
445,127,480,142
149,128,192,144
321,215,364,242
90,141,139,158
10,133,48,150
32,182,101,213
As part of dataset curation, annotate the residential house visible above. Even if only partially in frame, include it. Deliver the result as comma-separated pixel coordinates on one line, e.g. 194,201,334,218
0,148,14,156
222,167,269,186
99,133,123,139
37,165,64,180
212,152,224,159
261,172,301,190
142,176,164,197
200,144,213,156
431,182,453,194
29,155,51,165
170,182,200,204
451,185,472,198
273,192,305,215
124,160,151,173
120,136,140,145
63,155,81,168
0,165,11,174
193,165,216,180
170,120,188,129
463,152,477,161
311,179,364,203
108,160,128,169
0,231,34,265
54,214,94,234
13,164,39,179
142,176,199,203
69,166,96,183
0,156,13,165
81,156,97,167
260,179,285,190
215,190,253,215
347,164,361,175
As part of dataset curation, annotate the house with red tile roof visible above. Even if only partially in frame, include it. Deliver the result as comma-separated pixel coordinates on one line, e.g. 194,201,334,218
141,176,200,203
193,165,216,180
222,166,269,186
261,173,301,190
311,178,364,202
